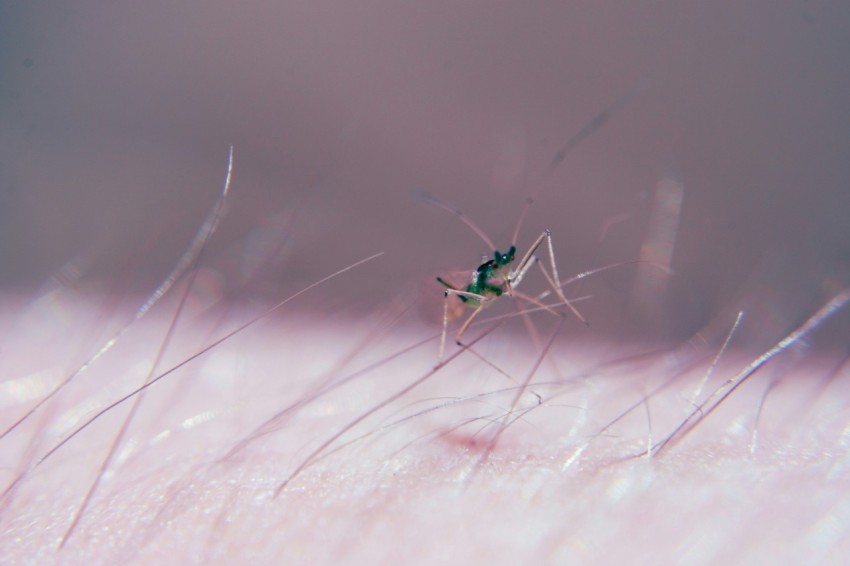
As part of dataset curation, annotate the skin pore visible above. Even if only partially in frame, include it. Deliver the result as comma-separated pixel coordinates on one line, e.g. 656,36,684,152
3,2,850,563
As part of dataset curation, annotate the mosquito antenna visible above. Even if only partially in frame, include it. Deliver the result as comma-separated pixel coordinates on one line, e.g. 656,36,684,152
510,196,534,248
510,80,648,246
414,189,497,251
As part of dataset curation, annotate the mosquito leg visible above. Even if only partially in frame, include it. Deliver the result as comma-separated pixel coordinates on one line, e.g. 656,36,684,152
510,295,558,404
530,231,589,325
439,291,449,363
440,286,489,361
511,229,588,325
544,230,563,297
511,289,560,318
512,230,548,288
454,304,486,346
511,255,538,290
441,287,489,303
436,278,460,362
535,259,588,325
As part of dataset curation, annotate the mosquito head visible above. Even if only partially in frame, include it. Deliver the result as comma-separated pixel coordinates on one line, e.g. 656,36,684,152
493,245,516,267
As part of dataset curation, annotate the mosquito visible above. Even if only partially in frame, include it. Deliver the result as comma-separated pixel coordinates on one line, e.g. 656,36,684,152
415,84,650,362
416,191,589,362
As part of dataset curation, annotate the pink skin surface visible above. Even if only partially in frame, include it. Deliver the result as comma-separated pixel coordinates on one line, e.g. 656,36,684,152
2,2,850,564
1,295,849,565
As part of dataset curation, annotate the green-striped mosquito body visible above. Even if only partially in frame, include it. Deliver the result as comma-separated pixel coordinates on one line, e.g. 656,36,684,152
416,191,588,361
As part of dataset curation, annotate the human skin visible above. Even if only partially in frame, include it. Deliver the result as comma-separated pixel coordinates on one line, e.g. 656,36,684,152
2,2,850,564
1,284,849,564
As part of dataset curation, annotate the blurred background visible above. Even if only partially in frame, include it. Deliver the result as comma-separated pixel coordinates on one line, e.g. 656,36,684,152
1,1,848,344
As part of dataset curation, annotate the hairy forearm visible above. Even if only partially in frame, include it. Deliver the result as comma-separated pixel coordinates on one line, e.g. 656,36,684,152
2,294,848,564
